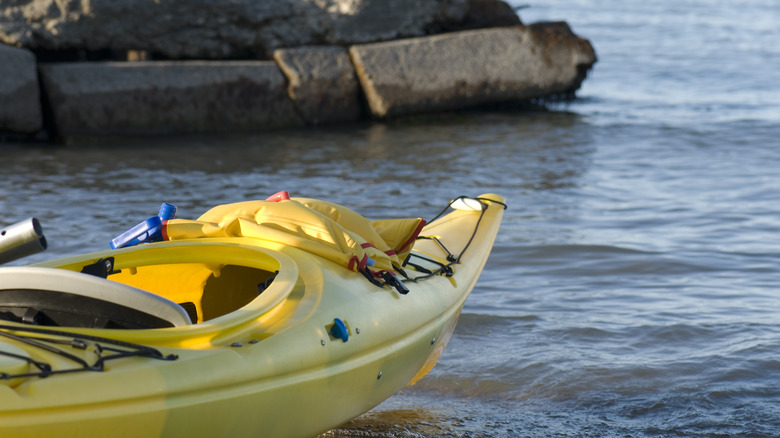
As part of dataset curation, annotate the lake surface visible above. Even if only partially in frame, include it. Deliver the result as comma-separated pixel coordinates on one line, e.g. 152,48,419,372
2,0,780,436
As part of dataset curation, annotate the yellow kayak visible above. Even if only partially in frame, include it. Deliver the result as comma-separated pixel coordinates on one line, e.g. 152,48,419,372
0,193,505,437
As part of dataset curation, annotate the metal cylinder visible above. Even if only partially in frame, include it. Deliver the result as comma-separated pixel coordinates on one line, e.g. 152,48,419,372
0,218,48,265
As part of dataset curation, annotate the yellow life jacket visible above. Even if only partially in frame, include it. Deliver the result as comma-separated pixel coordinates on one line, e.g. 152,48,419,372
161,195,425,274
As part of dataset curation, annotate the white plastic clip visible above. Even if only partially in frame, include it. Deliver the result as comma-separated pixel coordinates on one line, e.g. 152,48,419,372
450,197,485,212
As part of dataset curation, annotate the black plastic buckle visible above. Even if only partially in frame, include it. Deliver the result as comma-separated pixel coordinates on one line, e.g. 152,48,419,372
381,271,410,295
80,257,121,278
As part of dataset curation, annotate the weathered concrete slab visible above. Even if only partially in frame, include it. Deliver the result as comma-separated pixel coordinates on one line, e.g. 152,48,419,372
349,23,597,118
273,46,362,125
38,61,303,137
0,44,42,133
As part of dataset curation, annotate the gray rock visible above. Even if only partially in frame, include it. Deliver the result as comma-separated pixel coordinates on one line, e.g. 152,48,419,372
0,44,42,133
0,0,469,59
38,61,303,137
436,0,522,32
349,23,597,118
273,46,362,125
315,0,468,47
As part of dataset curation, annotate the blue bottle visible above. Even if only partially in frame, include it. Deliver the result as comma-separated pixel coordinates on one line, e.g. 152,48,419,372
110,203,177,249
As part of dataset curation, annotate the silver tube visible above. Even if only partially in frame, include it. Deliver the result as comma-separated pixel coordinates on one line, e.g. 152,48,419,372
0,218,48,265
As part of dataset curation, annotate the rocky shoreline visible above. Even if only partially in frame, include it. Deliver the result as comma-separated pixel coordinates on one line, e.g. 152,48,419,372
0,0,596,143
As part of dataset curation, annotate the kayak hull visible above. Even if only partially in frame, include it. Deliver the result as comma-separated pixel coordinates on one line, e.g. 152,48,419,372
0,194,505,437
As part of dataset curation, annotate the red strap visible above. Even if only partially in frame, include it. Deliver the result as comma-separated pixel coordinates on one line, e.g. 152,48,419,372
348,255,359,271
161,220,170,241
398,219,427,253
357,254,369,270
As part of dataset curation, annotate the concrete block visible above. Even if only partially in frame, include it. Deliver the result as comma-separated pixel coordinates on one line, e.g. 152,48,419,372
0,44,42,133
38,61,303,137
349,23,597,118
273,46,362,124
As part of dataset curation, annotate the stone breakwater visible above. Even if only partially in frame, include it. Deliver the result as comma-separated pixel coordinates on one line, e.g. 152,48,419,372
0,1,596,142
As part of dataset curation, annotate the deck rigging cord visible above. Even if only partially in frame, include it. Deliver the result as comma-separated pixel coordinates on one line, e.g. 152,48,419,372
0,324,178,381
391,196,506,286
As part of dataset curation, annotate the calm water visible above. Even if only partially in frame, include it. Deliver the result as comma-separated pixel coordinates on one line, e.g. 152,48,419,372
2,0,780,436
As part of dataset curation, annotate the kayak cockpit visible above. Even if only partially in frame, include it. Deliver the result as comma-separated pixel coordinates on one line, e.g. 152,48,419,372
0,241,295,330
0,266,192,329
107,262,278,324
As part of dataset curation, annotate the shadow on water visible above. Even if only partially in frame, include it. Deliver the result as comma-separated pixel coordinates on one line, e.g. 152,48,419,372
3,110,592,176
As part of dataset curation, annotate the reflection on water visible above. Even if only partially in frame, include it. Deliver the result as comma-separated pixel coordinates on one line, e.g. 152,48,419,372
1,110,596,264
